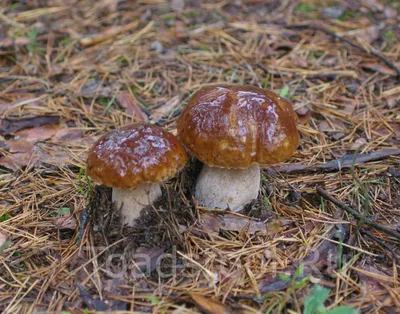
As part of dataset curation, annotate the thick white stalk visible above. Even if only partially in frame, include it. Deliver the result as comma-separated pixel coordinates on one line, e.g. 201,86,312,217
112,182,162,226
195,164,260,212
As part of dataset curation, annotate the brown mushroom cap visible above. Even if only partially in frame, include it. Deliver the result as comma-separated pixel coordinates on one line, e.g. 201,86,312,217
87,123,189,188
177,85,300,168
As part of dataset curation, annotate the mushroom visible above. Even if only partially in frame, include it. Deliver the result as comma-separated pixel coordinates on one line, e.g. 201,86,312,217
177,84,300,212
86,123,189,226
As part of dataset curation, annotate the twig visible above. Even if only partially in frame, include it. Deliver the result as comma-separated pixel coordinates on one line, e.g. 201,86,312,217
316,186,400,240
265,148,400,176
76,207,88,246
286,24,400,79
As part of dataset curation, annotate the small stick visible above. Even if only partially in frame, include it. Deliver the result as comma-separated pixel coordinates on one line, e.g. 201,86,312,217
286,24,400,78
316,186,400,240
266,148,400,176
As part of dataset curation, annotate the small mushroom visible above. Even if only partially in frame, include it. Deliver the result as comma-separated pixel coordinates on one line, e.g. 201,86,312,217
177,84,300,211
86,123,189,226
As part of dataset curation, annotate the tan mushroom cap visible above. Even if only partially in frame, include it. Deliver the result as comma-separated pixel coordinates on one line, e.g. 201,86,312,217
177,85,300,169
87,123,189,189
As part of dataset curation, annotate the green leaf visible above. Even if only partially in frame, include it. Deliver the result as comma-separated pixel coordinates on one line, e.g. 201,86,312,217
0,213,10,222
55,207,71,216
303,284,330,314
294,263,304,280
296,2,317,12
279,273,291,281
263,73,270,89
279,86,290,98
326,306,358,314
293,275,311,290
148,296,161,305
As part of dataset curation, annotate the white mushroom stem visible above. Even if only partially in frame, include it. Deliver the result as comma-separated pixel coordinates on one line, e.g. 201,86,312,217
112,182,162,226
195,164,260,212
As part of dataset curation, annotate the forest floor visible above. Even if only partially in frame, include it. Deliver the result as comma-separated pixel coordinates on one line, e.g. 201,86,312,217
0,0,400,313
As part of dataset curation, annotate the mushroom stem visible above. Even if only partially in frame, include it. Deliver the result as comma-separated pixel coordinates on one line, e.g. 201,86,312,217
112,182,162,226
195,164,260,212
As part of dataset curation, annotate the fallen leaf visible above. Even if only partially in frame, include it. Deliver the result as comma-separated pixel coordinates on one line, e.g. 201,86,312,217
0,93,41,116
0,146,74,171
295,107,313,124
372,123,400,138
151,96,181,122
0,151,35,171
200,213,283,235
15,124,60,143
0,115,60,135
54,215,77,230
343,137,367,151
116,90,148,122
52,128,84,142
7,139,34,153
355,264,391,291
189,293,232,314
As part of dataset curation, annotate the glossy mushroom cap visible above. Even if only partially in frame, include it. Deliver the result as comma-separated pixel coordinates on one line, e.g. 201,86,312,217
87,123,189,188
177,85,300,169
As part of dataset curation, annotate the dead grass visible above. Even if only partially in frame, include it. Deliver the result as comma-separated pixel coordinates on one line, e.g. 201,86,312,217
0,0,399,313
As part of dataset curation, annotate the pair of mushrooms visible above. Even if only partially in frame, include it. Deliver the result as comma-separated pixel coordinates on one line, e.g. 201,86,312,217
87,85,300,226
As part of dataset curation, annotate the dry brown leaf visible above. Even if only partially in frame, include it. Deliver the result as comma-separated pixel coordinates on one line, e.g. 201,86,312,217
372,123,400,138
54,215,77,230
7,139,34,153
116,90,148,122
15,124,60,143
0,115,60,135
356,264,391,291
0,146,74,171
151,96,181,122
343,137,367,151
0,151,35,171
189,293,232,314
200,213,283,235
52,128,84,142
296,107,313,124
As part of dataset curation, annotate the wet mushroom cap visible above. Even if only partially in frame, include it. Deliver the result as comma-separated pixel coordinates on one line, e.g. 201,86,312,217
86,123,189,189
177,85,300,168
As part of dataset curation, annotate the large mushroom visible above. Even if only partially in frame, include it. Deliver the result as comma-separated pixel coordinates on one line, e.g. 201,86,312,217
86,123,189,226
177,84,300,212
